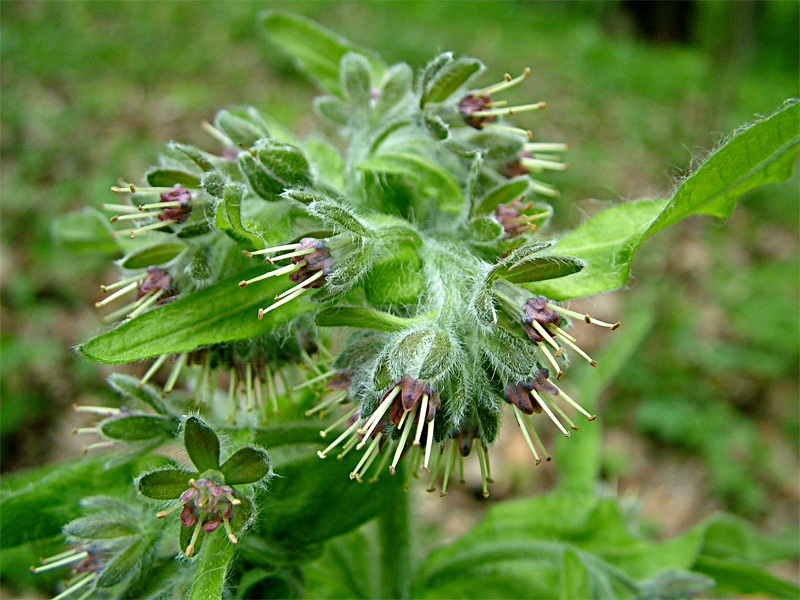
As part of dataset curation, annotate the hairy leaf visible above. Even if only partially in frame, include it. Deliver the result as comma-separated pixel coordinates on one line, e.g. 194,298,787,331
136,467,192,500
100,415,176,441
220,447,271,486
421,56,482,106
316,306,427,332
107,373,170,415
186,529,237,600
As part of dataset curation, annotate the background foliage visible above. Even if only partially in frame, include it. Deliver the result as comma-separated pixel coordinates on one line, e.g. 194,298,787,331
1,1,798,597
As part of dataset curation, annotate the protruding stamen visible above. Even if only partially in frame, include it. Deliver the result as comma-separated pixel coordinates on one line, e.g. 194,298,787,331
475,439,490,497
222,513,238,544
426,443,446,493
157,500,189,518
552,383,596,420
423,416,436,471
531,390,569,437
31,551,89,573
81,441,115,455
486,124,533,140
337,434,360,460
318,419,361,458
112,182,174,194
52,573,94,600
127,289,165,319
130,220,177,237
274,270,324,300
513,406,541,464
539,345,564,379
529,180,560,197
524,142,569,152
530,319,562,353
440,441,457,496
413,393,429,446
100,273,147,293
549,399,578,430
163,353,188,396
185,514,205,557
305,391,347,416
202,120,236,147
95,281,139,307
268,247,316,262
139,353,168,386
357,387,400,445
546,303,620,329
74,405,121,416
100,203,139,214
471,101,546,118
238,261,304,287
552,328,597,366
292,370,335,392
520,157,569,172
390,404,418,475
110,212,151,222
320,406,357,437
368,441,395,483
482,442,494,483
351,433,382,481
473,67,531,97
257,285,309,319
73,427,100,435
244,243,302,257
137,200,185,211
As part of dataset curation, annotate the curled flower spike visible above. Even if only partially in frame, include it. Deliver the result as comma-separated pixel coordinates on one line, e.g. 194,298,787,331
459,68,544,139
105,184,193,237
239,238,333,319
95,267,174,322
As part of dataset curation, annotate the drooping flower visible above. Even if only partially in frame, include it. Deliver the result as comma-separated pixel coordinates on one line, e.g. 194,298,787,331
104,183,193,237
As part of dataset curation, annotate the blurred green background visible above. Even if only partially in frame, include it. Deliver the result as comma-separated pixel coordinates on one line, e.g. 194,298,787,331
1,0,797,584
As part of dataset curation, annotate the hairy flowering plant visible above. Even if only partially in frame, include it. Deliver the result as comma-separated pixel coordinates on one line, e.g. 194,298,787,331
3,12,798,600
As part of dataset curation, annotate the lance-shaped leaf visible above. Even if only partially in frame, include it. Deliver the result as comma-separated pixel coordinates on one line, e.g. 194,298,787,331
497,255,585,284
238,140,313,200
421,56,483,106
533,100,800,300
168,142,217,173
78,266,316,363
316,306,430,332
100,415,177,442
119,241,186,269
213,108,271,148
183,416,220,472
472,176,531,216
145,169,201,188
220,446,271,486
136,467,194,500
107,373,170,415
262,11,384,98
53,208,119,254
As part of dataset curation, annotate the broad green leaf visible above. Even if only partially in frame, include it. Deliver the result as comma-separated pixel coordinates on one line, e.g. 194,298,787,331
145,169,201,188
473,177,531,216
136,467,192,500
119,241,186,269
534,101,799,300
52,208,119,254
78,266,316,363
262,11,384,97
357,152,465,216
183,416,220,472
186,528,237,600
497,255,584,284
421,56,482,106
0,456,159,548
693,556,799,599
107,373,170,415
100,415,177,441
220,446,271,486
316,306,427,332
253,424,405,547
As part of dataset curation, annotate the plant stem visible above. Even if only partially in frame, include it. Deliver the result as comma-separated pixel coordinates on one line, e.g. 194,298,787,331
379,468,411,599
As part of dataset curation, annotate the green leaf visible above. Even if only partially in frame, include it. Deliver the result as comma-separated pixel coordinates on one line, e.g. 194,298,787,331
78,266,316,363
119,241,186,269
375,63,413,116
63,514,139,540
314,95,348,124
693,556,799,599
168,142,217,173
307,198,370,237
217,182,263,248
100,415,177,441
497,255,584,284
145,169,201,188
473,177,531,216
357,152,465,216
186,528,237,600
183,416,220,472
535,101,800,300
107,373,170,415
136,467,192,500
304,137,346,191
423,111,450,140
96,539,145,588
52,208,118,253
421,56,482,105
0,456,159,548
341,52,373,112
316,306,427,332
220,446,271,486
213,108,270,148
239,141,313,200
262,11,384,97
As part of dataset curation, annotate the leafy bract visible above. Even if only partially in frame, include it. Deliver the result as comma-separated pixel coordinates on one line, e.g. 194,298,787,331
78,266,316,363
262,11,384,98
533,101,799,300
186,528,238,600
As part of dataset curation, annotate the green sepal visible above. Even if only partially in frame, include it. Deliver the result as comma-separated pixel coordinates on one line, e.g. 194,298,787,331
107,373,170,416
316,306,428,332
418,52,454,105
421,56,483,106
363,239,425,306
238,141,313,200
168,142,217,173
96,539,146,588
341,52,372,112
53,208,118,254
314,95,348,124
78,266,315,363
214,108,271,148
100,415,177,442
473,176,531,216
262,11,384,98
216,182,263,248
219,446,271,485
183,416,221,472
176,219,212,239
136,467,194,500
307,197,371,237
498,255,585,284
119,241,186,269
423,111,450,141
374,63,413,116
145,169,201,189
